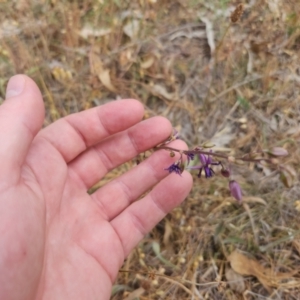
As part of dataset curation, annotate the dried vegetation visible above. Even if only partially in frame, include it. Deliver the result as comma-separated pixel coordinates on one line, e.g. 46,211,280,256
1,0,300,299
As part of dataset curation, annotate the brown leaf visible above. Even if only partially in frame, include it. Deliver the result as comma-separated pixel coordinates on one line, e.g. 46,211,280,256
89,49,116,93
150,84,175,100
97,69,116,93
79,25,111,39
228,250,295,290
225,268,245,293
123,287,145,300
123,19,140,40
280,166,296,188
140,56,155,69
236,122,257,148
243,197,267,205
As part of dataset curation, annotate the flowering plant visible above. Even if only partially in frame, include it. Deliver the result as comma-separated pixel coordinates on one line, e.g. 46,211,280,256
154,129,290,203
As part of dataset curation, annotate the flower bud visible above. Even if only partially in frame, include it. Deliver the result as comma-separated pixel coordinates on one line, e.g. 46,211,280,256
202,141,215,148
179,162,185,173
199,153,207,165
267,147,288,157
221,168,230,178
170,151,175,157
229,180,242,203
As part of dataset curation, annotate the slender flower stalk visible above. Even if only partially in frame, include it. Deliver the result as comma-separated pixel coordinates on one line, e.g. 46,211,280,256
155,130,289,204
188,152,220,178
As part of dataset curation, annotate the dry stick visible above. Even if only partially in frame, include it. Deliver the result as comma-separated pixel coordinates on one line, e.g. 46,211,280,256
209,75,263,103
191,271,205,300
215,99,240,133
119,269,202,299
161,275,202,299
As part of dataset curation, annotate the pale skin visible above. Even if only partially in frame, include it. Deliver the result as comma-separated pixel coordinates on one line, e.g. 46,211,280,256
0,75,193,300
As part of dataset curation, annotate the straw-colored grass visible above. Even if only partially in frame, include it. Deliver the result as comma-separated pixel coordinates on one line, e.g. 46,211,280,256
1,0,300,298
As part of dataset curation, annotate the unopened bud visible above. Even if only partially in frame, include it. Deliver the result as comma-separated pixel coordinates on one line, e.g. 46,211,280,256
229,180,242,203
202,141,215,148
179,162,185,173
267,147,288,157
221,168,230,178
199,153,207,165
170,151,175,157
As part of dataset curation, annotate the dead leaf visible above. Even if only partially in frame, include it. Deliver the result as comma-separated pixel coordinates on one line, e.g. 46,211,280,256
141,56,155,69
98,69,116,93
123,19,140,40
225,268,245,293
123,287,145,300
119,49,134,67
15,0,29,11
292,239,300,255
267,0,281,19
280,165,297,188
79,25,111,39
210,126,235,147
228,250,296,290
89,49,116,93
243,197,267,205
294,201,300,212
236,122,257,148
0,19,20,38
150,84,175,100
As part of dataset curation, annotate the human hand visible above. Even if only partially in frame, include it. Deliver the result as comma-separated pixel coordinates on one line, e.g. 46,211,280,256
0,75,192,300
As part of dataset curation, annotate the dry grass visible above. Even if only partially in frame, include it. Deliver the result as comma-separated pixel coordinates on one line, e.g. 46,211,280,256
1,0,300,299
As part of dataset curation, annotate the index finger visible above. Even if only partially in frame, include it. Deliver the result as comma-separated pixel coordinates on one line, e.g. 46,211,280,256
35,99,144,163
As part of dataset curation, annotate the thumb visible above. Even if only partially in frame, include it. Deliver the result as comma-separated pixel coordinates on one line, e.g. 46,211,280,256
0,75,45,183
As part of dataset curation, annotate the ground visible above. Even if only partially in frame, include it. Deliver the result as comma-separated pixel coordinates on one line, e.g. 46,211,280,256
1,0,300,299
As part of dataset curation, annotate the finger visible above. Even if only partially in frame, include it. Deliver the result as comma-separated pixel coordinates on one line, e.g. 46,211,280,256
35,100,144,163
110,171,193,256
89,139,187,220
68,116,172,189
0,75,44,182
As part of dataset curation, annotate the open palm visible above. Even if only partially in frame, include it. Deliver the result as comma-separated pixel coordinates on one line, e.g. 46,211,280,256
0,75,192,300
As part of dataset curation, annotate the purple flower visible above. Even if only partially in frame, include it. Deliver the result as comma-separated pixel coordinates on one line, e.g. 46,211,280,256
186,153,195,166
229,180,242,203
267,147,288,157
199,154,214,178
165,162,183,175
188,152,220,178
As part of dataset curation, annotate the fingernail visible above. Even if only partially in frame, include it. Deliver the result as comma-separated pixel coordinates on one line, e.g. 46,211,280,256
6,75,26,99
